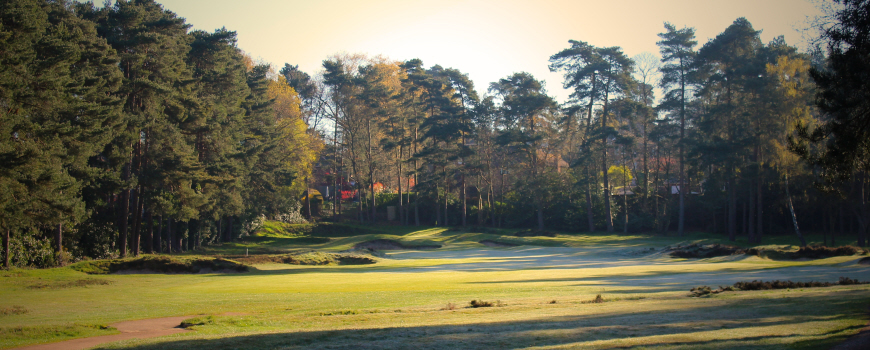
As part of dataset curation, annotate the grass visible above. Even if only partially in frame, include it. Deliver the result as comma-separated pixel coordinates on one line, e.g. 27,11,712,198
1,223,869,349
0,324,117,349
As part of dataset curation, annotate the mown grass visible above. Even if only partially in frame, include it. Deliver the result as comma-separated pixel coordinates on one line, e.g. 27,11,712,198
1,224,868,349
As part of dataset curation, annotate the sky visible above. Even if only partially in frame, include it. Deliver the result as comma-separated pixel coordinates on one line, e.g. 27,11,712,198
143,0,822,104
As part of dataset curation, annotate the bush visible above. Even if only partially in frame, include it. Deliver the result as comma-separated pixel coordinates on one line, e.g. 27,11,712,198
469,300,493,308
180,316,215,328
669,244,745,258
582,294,607,303
793,245,863,259
690,277,866,296
8,232,56,268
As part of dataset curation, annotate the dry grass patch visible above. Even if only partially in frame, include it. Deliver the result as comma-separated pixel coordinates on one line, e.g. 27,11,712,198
0,306,28,316
26,278,112,290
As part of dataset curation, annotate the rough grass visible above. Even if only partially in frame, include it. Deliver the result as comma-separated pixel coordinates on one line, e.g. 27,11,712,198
69,256,248,274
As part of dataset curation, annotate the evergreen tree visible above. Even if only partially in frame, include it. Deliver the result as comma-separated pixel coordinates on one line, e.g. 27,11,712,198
657,22,697,236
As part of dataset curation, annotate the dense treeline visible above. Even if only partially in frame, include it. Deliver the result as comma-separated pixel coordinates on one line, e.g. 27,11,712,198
310,2,870,247
1,0,318,267
2,0,869,268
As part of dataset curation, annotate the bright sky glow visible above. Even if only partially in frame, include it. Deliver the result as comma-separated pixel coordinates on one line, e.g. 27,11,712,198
146,0,821,104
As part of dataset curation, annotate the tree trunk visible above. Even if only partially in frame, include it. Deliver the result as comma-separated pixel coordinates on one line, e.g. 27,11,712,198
678,150,685,236
156,216,163,254
167,217,174,254
174,220,183,253
119,187,130,258
678,62,687,236
836,206,842,246
785,173,806,247
145,211,153,254
585,165,594,232
462,175,467,227
398,147,403,225
748,183,755,242
728,175,736,242
54,223,63,265
414,128,420,226
226,216,234,243
132,187,144,256
855,172,868,247
444,176,450,227
306,179,312,221
3,228,9,268
756,150,764,244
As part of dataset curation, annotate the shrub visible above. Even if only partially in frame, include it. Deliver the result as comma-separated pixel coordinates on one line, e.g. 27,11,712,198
8,232,57,268
691,277,866,296
793,245,862,259
669,244,745,258
469,300,493,308
180,316,215,328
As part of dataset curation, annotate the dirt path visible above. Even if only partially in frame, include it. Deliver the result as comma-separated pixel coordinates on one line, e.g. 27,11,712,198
14,316,192,350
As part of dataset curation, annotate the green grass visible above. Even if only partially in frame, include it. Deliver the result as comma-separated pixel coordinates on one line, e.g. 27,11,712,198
1,223,868,349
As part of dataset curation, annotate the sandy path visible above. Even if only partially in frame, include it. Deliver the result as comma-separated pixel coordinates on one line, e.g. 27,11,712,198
13,316,192,350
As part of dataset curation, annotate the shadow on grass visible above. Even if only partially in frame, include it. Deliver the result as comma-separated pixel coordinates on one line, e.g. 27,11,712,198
93,293,865,350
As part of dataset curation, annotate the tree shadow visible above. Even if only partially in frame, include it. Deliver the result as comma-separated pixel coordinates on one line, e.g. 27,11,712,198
94,294,864,350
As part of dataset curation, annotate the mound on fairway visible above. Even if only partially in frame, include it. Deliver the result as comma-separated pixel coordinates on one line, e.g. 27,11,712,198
479,239,520,247
354,239,441,250
235,252,377,265
513,229,557,237
669,244,746,258
71,256,249,274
